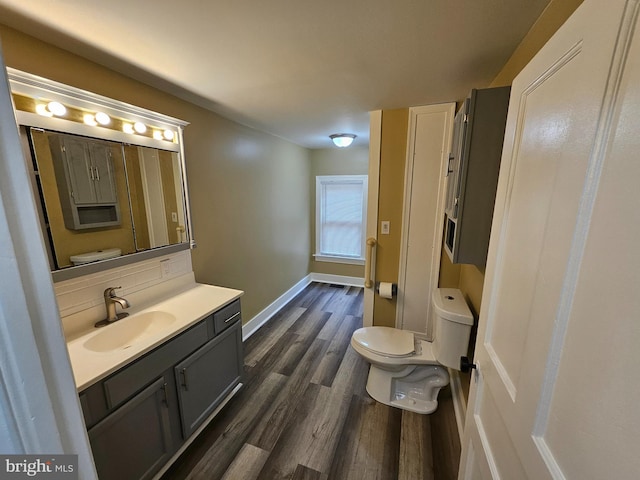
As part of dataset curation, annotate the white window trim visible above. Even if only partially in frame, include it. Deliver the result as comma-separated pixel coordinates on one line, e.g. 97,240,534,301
315,175,368,264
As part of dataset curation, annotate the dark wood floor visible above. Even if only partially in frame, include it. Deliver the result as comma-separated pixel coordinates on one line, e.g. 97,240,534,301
161,282,461,480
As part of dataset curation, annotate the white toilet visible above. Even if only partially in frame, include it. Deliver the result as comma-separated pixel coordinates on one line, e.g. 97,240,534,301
351,288,473,414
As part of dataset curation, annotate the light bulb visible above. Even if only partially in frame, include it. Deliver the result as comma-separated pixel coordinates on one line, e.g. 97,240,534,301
95,112,111,125
153,130,163,140
134,122,147,134
163,129,174,141
47,101,66,116
83,114,97,126
122,123,134,134
36,104,53,117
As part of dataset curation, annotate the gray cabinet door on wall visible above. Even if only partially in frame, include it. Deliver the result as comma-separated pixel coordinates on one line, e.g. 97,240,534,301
444,86,511,268
49,133,121,229
175,320,243,438
88,377,174,480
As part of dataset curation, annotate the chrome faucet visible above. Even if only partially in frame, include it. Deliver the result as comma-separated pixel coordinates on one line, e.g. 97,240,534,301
95,286,130,327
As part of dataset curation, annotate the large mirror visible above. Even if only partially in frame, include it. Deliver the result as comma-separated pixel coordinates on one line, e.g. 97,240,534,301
23,127,189,276
9,67,192,282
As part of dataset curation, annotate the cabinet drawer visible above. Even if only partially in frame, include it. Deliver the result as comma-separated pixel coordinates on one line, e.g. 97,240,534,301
213,300,241,334
104,321,208,409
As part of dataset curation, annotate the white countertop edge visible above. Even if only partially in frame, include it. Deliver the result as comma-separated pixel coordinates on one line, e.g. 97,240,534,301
67,283,244,391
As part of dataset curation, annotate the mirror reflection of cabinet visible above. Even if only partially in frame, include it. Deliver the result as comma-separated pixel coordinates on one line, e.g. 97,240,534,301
9,67,193,281
444,87,510,268
49,134,121,230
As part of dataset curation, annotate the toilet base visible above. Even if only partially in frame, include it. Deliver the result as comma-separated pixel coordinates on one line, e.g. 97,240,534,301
365,364,450,414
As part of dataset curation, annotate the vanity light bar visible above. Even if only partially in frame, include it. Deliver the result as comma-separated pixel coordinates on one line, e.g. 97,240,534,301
27,96,175,142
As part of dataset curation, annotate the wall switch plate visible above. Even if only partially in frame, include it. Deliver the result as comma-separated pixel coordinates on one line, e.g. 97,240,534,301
381,221,390,235
171,212,178,222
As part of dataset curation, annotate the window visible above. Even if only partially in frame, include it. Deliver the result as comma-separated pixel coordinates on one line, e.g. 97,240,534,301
315,175,367,264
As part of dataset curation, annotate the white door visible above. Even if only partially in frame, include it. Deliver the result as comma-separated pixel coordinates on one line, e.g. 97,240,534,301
460,1,640,479
138,147,169,247
397,103,455,336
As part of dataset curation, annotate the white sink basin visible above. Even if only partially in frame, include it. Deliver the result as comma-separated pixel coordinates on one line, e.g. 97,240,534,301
83,311,177,353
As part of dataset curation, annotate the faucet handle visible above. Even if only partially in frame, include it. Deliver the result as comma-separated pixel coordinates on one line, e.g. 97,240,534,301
104,286,122,297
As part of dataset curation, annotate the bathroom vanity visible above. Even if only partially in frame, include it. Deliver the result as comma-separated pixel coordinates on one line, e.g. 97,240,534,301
67,284,243,480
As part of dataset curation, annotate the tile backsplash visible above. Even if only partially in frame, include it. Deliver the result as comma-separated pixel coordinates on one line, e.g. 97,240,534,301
56,250,194,338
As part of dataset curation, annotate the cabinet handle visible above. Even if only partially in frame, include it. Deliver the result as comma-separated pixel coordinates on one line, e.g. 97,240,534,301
446,154,454,176
224,311,241,324
161,382,169,406
89,166,95,180
181,368,189,390
94,166,100,181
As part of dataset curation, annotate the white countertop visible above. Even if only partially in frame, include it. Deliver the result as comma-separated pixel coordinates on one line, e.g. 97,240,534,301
66,283,243,391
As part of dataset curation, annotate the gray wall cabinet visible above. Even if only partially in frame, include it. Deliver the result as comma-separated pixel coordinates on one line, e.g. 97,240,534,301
49,134,121,229
80,300,243,480
444,87,511,268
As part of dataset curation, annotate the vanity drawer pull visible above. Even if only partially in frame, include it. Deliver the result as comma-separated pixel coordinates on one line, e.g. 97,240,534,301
181,368,189,391
161,382,169,406
213,300,241,335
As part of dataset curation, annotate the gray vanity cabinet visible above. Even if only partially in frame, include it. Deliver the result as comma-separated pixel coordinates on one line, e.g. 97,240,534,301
175,319,243,438
80,299,243,480
88,377,174,480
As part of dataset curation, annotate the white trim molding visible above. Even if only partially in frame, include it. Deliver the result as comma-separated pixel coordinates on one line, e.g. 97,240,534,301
242,273,365,341
449,369,467,442
242,275,312,340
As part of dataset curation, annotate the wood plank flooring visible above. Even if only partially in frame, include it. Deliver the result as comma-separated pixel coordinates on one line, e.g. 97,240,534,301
161,282,460,480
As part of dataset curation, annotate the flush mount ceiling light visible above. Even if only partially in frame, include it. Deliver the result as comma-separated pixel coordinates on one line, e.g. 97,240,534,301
330,133,356,148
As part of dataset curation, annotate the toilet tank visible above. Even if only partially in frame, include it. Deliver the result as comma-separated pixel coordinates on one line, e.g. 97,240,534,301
431,288,474,370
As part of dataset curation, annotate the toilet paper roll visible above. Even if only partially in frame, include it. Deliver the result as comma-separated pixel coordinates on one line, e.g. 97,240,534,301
378,282,395,299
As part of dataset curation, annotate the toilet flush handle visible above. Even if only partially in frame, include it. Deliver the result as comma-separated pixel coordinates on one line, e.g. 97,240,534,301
460,356,477,373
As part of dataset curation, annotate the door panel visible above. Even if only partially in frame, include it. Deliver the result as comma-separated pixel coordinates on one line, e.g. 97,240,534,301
460,1,640,479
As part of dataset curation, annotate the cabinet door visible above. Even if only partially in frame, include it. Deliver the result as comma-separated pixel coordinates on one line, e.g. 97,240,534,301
444,99,469,218
175,321,242,438
88,377,174,480
63,137,96,205
89,141,118,204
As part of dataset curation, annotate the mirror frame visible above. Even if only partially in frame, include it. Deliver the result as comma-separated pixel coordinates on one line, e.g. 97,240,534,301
7,68,195,282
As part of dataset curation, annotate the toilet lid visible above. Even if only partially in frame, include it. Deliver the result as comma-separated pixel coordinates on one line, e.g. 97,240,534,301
352,327,415,357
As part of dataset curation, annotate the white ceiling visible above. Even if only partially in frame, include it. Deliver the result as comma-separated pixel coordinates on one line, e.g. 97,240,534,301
0,0,550,149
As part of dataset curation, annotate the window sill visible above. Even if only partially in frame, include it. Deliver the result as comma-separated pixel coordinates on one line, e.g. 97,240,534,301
313,254,365,266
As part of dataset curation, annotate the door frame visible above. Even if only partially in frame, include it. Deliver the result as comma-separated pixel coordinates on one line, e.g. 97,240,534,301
363,110,382,327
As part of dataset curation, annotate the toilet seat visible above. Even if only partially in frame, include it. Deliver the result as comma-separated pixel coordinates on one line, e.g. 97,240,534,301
352,327,415,357
351,327,438,366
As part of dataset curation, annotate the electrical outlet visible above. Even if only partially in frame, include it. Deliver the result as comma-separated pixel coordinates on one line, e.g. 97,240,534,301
381,221,390,235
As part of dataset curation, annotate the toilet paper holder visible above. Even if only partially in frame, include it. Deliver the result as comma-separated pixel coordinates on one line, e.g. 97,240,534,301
375,282,397,297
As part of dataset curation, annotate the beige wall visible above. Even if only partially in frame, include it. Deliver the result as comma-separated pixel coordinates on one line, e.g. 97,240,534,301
0,25,311,322
309,146,369,278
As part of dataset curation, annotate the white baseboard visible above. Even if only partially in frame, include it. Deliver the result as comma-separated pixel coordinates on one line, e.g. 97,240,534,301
242,275,312,341
449,369,467,442
309,272,364,287
242,273,364,341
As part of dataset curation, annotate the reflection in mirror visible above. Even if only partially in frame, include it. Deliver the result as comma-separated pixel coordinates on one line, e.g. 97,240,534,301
27,128,187,271
123,145,186,249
